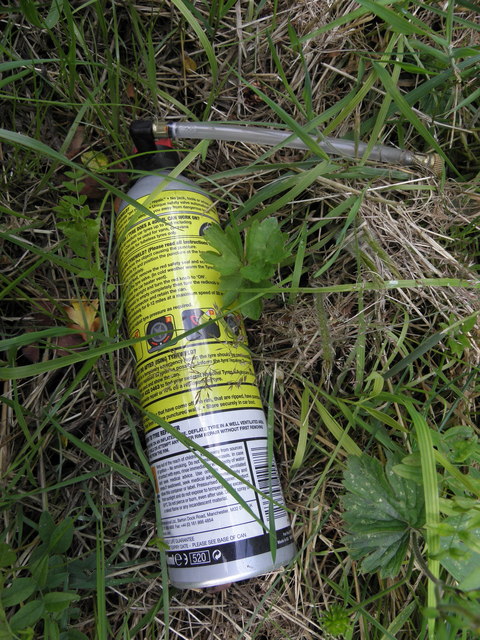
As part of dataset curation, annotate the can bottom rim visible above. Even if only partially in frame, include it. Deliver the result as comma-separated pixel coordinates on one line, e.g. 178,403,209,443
169,542,296,590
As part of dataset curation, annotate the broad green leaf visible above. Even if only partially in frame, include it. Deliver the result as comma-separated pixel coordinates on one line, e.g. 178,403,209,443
264,232,291,265
0,544,16,568
224,224,243,256
46,555,68,590
39,512,56,544
69,553,97,590
48,518,74,554
31,553,49,589
1,578,37,607
342,453,425,578
439,514,480,591
246,218,289,265
59,630,89,640
244,219,264,263
44,617,60,640
219,274,245,295
43,592,79,613
9,599,44,632
240,261,275,283
237,292,263,321
44,0,64,28
392,463,423,484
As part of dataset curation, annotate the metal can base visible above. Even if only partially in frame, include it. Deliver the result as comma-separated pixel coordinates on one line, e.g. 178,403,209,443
169,542,296,590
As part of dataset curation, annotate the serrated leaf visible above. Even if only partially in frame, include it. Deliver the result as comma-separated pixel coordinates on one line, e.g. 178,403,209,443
1,578,37,607
201,223,242,276
224,224,243,256
244,219,267,264
201,250,241,275
240,261,275,283
203,224,241,259
246,218,290,265
9,599,44,632
439,514,480,591
342,453,425,578
58,221,97,259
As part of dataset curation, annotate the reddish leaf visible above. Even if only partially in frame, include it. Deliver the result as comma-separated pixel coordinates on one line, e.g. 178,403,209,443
125,83,136,99
79,175,104,199
66,126,86,160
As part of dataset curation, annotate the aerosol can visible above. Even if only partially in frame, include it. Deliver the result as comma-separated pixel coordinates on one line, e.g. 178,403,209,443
116,121,295,589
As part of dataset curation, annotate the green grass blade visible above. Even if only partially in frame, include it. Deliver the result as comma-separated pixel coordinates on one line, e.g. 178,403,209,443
266,370,278,562
51,418,145,484
170,0,218,83
95,519,108,640
383,311,480,379
372,62,453,171
291,386,311,471
288,222,307,305
406,403,440,640
313,192,364,277
298,0,399,43
357,0,427,35
313,397,362,456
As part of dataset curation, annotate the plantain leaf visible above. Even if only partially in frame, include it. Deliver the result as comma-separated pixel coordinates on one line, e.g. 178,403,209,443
342,453,425,578
9,599,44,632
0,543,16,568
1,578,37,607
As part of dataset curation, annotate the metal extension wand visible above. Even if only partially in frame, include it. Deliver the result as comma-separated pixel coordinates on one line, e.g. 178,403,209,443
151,121,443,174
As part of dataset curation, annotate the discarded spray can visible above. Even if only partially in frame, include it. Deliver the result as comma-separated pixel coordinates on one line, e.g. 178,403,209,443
116,121,295,589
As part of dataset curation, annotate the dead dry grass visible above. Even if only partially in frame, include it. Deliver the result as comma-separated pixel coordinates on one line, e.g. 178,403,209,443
1,1,479,639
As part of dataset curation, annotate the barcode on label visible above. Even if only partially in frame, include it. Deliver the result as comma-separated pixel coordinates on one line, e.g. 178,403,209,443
249,446,285,520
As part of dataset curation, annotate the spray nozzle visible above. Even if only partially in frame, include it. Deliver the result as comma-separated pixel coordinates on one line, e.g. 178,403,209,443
130,120,179,171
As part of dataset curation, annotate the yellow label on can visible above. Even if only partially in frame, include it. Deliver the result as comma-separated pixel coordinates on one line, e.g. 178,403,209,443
116,189,263,430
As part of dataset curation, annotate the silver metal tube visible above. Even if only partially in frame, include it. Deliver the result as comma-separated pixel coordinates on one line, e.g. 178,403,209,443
152,121,442,174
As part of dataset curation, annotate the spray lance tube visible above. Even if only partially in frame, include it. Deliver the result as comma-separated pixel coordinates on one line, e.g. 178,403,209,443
116,121,296,590
152,120,444,174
